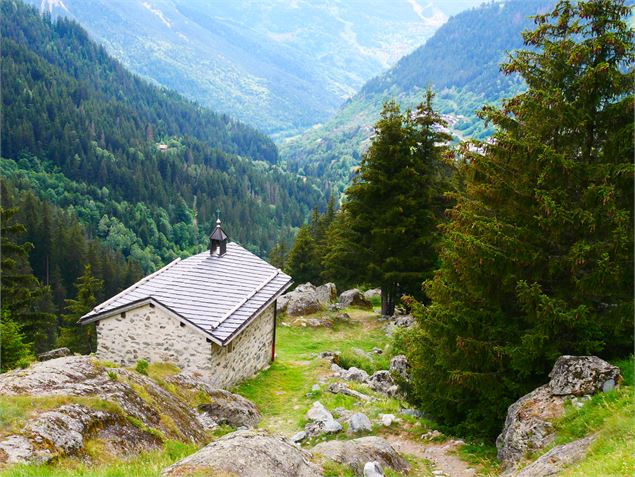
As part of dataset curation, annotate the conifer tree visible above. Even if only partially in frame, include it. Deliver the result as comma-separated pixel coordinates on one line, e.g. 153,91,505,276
403,0,634,438
58,264,103,354
285,225,321,285
334,94,451,314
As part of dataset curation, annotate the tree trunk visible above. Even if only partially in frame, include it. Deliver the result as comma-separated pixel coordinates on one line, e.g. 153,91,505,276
381,288,395,316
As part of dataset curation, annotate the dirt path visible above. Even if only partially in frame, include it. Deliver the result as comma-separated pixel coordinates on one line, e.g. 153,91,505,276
385,435,477,477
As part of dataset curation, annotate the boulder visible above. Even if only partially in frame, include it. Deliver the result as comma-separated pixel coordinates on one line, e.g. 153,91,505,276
497,355,622,467
348,413,372,434
37,347,71,361
363,288,381,301
380,414,395,426
342,366,370,383
339,289,373,309
511,435,597,477
277,294,291,314
318,351,341,363
197,389,261,428
163,430,323,477
312,436,409,476
366,370,398,397
284,283,324,316
315,283,337,306
291,431,307,443
305,401,342,437
364,461,384,477
0,356,206,465
328,382,374,402
547,355,622,396
390,355,410,381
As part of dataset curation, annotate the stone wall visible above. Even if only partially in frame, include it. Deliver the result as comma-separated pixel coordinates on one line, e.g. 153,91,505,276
95,303,275,388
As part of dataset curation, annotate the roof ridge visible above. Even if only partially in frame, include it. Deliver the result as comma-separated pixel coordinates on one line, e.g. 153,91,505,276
91,257,182,315
212,268,281,329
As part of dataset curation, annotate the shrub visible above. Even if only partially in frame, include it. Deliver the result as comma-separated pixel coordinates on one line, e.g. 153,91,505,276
135,359,149,375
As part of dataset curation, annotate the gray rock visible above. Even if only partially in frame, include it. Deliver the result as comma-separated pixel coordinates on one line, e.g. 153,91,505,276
380,414,395,426
312,436,409,476
163,430,323,477
363,461,384,477
342,366,370,383
315,283,337,306
281,283,325,316
305,401,342,437
307,401,333,422
548,355,622,396
393,314,414,328
328,382,374,402
197,389,261,428
511,435,597,477
363,288,381,301
400,408,425,418
311,384,321,392
371,347,383,355
291,431,307,443
366,370,398,396
331,363,344,374
277,294,290,314
37,347,71,361
318,351,341,362
335,312,351,322
390,355,410,381
348,413,372,433
339,289,373,309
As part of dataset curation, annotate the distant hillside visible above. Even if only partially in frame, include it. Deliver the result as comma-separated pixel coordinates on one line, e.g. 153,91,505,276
24,0,484,136
1,0,322,270
281,0,554,191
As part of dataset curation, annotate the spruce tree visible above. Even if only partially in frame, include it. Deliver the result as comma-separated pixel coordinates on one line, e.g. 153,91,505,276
337,95,451,314
285,225,321,285
58,264,103,354
403,0,634,438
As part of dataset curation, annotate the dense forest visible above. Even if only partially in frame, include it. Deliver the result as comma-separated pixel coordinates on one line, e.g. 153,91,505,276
281,0,553,192
280,0,633,439
1,0,324,269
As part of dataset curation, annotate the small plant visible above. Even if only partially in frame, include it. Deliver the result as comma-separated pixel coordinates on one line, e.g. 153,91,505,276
107,370,118,381
135,359,149,375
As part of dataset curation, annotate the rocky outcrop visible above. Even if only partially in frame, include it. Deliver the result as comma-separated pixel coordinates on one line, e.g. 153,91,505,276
197,389,261,428
348,413,372,434
163,430,323,477
339,289,373,309
312,436,409,477
327,382,374,402
547,355,621,396
497,356,622,467
315,283,337,307
0,356,207,464
37,347,71,361
509,435,597,477
341,366,370,383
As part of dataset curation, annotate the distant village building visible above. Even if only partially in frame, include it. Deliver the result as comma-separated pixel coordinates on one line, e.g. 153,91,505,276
157,144,168,151
79,219,292,388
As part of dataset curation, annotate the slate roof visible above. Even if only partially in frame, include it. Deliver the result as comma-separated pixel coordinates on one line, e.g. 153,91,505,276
79,242,292,345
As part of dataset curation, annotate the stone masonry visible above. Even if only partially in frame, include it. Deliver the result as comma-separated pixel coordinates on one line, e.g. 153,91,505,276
96,303,275,388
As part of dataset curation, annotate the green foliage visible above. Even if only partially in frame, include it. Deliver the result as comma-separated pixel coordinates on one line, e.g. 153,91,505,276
57,265,103,354
135,359,149,376
403,0,634,438
1,1,322,267
285,225,321,285
323,92,452,314
0,312,33,372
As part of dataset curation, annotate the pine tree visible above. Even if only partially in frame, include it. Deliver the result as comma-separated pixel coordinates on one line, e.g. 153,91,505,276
58,264,103,354
285,225,321,285
336,94,451,314
403,0,634,438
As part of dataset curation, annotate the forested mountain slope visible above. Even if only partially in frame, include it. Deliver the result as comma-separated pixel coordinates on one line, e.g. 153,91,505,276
24,0,483,135
281,0,553,191
1,0,322,274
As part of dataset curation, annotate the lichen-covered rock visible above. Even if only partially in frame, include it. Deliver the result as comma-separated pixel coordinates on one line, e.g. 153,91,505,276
0,356,206,464
37,347,71,361
510,435,597,477
338,289,372,309
389,355,410,381
0,404,159,465
305,401,342,436
547,356,622,396
312,436,409,477
348,413,372,434
316,283,337,306
497,355,621,467
366,370,398,397
162,430,323,477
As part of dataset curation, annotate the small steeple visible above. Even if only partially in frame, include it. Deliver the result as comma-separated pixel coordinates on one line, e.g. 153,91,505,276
209,209,228,256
